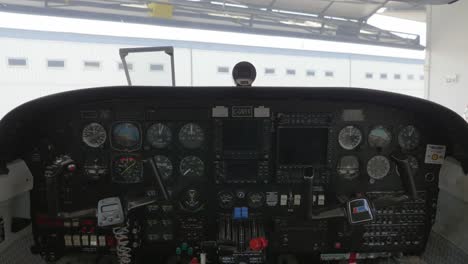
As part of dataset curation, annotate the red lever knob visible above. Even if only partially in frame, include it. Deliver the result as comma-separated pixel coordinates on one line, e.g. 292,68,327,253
249,237,269,251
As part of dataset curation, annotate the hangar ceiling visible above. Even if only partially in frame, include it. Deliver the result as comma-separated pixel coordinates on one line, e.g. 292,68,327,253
0,0,457,49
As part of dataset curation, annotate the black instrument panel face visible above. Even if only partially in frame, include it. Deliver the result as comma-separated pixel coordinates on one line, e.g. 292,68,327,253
27,92,447,263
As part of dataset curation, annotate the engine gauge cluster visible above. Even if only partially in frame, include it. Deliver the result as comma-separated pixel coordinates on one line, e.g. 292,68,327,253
336,124,421,183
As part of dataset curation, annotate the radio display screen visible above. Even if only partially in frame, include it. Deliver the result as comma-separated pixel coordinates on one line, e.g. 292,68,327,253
225,160,258,182
277,127,328,166
222,120,261,151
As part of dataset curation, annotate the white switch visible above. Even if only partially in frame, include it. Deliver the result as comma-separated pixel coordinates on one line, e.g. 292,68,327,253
280,195,288,206
318,194,325,206
90,235,97,246
98,235,106,247
81,235,89,246
294,195,301,206
73,235,81,246
64,235,73,247
212,106,228,117
254,106,270,117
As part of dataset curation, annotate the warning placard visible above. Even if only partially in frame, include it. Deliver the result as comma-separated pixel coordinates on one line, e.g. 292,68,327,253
425,144,446,164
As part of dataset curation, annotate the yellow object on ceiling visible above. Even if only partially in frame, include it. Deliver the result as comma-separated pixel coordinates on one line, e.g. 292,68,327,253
148,2,174,19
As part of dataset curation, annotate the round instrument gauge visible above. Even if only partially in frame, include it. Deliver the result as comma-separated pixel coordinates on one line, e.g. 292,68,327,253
367,155,391,180
247,192,266,209
178,123,204,149
398,125,420,151
368,126,392,149
179,156,204,177
180,188,204,212
84,155,108,181
82,122,107,148
154,155,173,181
218,191,236,209
111,122,141,151
112,156,143,183
147,123,172,149
338,126,363,150
337,155,360,180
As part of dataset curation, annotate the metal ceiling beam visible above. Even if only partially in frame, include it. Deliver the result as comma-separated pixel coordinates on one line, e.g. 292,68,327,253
318,1,334,17
361,0,390,21
1,0,425,50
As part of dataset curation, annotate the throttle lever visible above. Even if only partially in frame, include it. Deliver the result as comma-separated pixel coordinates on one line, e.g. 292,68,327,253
391,154,418,200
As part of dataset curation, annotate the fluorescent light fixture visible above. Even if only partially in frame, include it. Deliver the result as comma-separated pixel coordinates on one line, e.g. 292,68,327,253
120,3,148,9
273,9,318,18
360,29,375,34
377,7,387,13
324,16,348,21
210,1,248,8
280,20,322,28
393,32,418,40
208,13,250,20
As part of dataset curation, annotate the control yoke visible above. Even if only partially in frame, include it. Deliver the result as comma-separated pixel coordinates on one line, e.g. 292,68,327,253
391,153,419,200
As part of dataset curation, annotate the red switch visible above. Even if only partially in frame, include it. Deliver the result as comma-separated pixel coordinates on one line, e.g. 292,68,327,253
349,252,357,264
106,235,116,247
249,237,269,251
190,257,199,264
334,242,342,249
250,238,262,251
67,164,77,172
